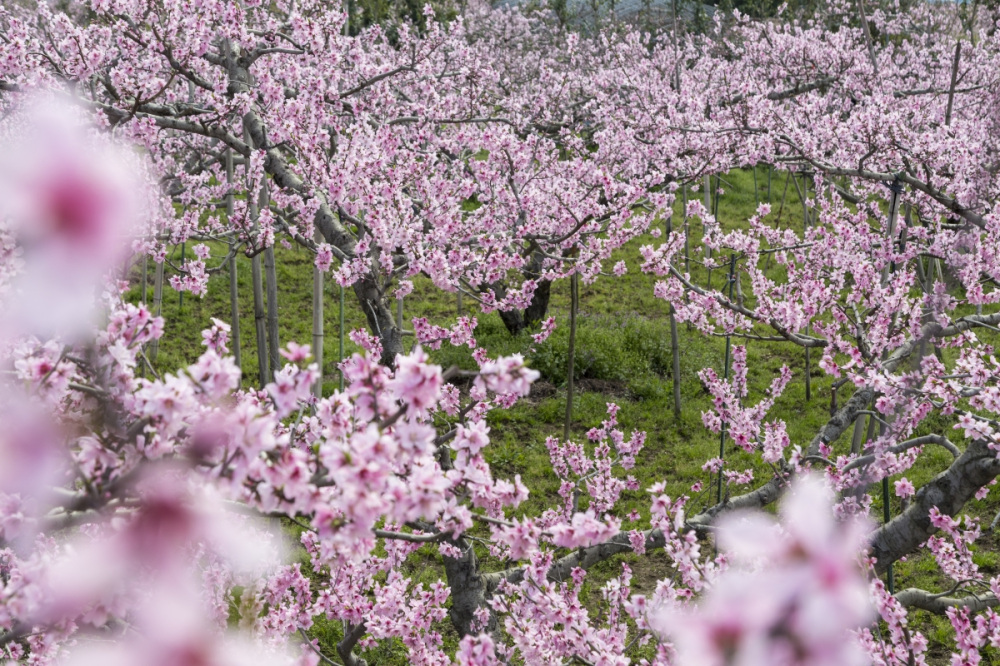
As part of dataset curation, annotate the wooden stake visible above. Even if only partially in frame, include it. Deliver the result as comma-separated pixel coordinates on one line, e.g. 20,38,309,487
564,273,579,441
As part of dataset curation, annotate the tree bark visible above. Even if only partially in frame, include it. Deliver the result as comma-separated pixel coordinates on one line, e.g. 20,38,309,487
233,56,403,367
870,437,1000,575
495,250,554,336
353,274,403,367
441,537,498,637
895,587,998,614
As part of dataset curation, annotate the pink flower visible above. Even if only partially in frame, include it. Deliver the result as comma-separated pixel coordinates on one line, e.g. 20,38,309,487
201,318,231,354
388,347,442,415
549,510,621,549
455,634,499,666
532,317,557,343
0,98,148,339
494,518,541,560
315,243,333,272
894,478,915,499
280,342,312,363
475,354,540,397
395,280,414,299
267,362,319,417
653,475,873,666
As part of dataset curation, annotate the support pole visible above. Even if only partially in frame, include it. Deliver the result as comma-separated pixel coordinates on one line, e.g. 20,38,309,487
312,229,325,400
339,285,345,392
564,272,579,441
226,148,242,370
717,255,737,504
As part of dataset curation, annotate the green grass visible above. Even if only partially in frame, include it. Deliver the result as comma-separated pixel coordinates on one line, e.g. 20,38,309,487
127,167,1000,664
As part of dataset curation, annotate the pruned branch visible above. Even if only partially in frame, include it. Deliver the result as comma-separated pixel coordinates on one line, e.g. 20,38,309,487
895,586,998,614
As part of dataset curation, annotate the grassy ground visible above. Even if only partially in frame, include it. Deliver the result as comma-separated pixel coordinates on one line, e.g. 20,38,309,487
128,168,1000,664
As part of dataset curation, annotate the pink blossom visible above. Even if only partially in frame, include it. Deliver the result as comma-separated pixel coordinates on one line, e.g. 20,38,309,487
0,98,147,338
388,346,442,415
894,477,915,499
653,475,873,666
315,243,334,272
549,510,621,549
474,354,540,397
201,318,231,354
532,317,557,343
280,342,312,363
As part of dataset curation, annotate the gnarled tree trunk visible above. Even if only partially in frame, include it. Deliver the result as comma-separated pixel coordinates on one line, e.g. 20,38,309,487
495,250,554,336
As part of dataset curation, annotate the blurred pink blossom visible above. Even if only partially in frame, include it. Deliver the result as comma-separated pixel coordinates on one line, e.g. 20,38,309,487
652,474,873,666
0,97,149,339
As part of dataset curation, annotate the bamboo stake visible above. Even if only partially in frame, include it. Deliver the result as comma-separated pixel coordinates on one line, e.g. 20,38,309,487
245,125,270,387
705,175,714,289
149,257,165,362
339,284,345,391
263,196,280,380
670,307,681,419
141,255,148,303
312,227,325,400
226,148,242,370
178,242,186,308
716,255,737,504
563,273,579,441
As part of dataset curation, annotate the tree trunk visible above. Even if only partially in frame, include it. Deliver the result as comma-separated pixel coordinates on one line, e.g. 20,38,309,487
497,307,525,336
441,537,497,638
353,275,403,368
495,250,554,336
493,281,552,336
523,278,552,329
237,64,405,368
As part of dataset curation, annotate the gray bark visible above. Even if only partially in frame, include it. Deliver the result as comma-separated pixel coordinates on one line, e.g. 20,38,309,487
495,528,668,587
441,537,499,637
352,274,403,367
686,469,790,530
870,436,1000,575
896,587,998,614
495,251,554,336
